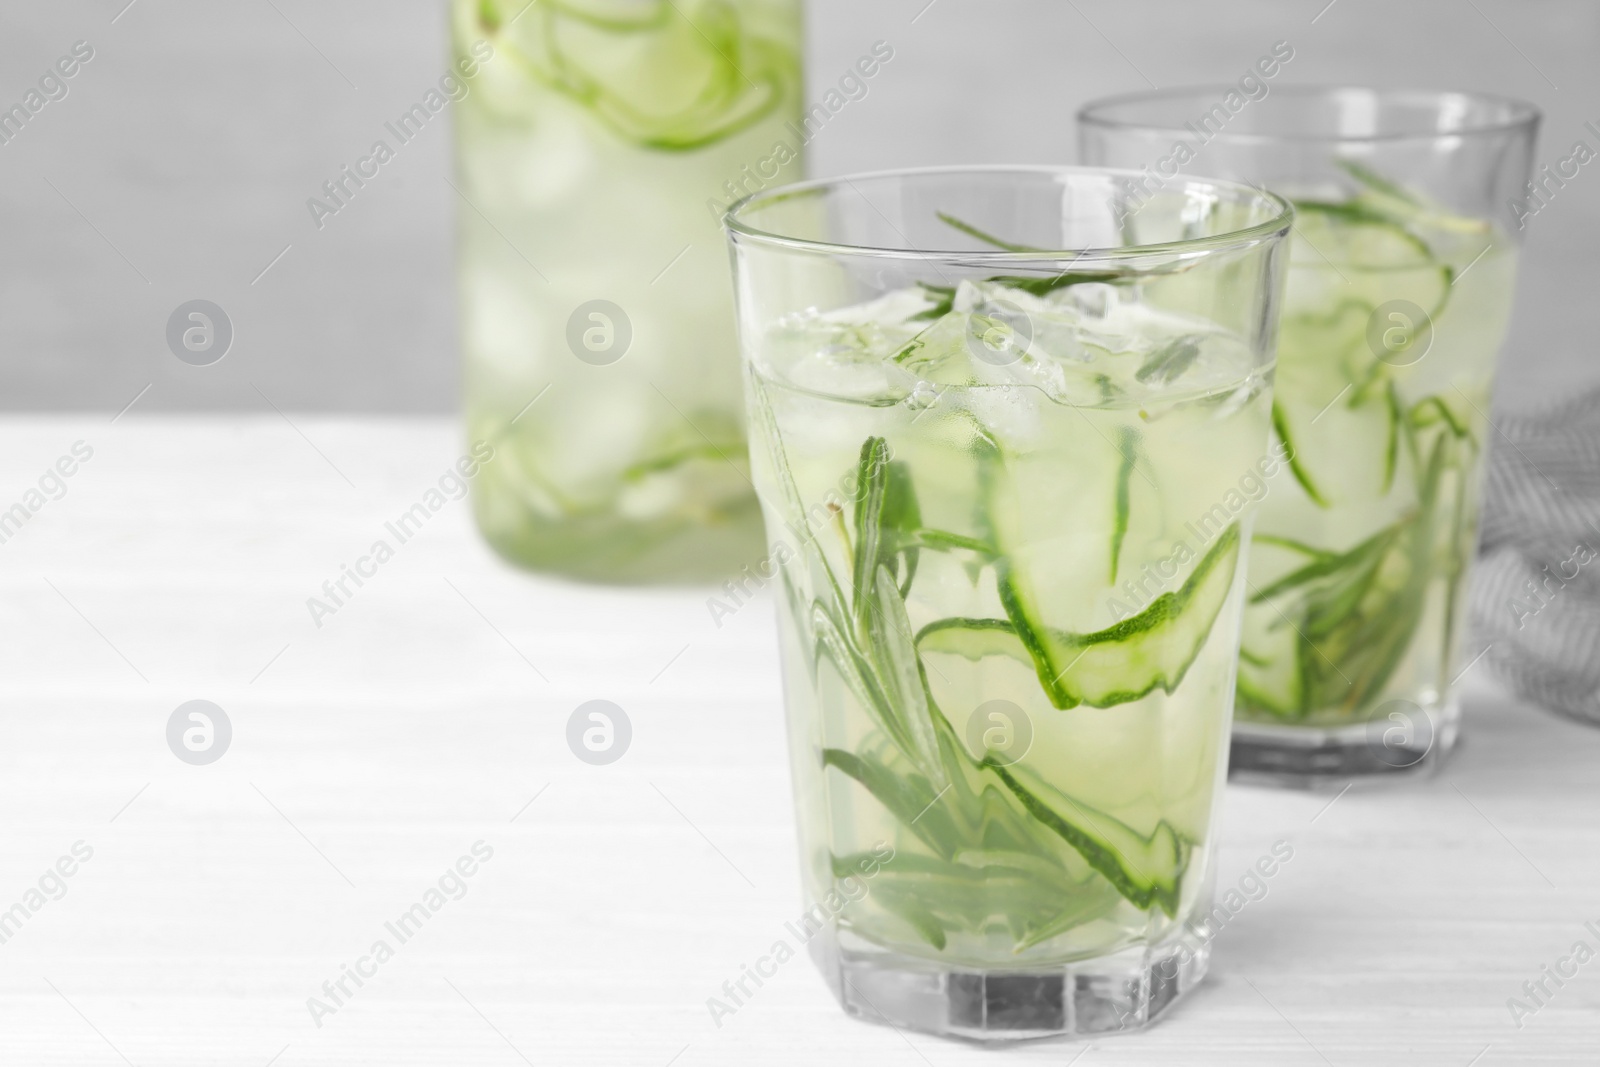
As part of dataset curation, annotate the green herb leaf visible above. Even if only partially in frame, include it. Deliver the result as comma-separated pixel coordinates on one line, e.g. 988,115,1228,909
1109,426,1139,583
936,211,1047,253
991,271,1125,299
1135,335,1201,385
823,747,958,857
865,566,945,784
882,460,922,596
1337,159,1422,206
1382,379,1403,494
850,437,892,637
911,282,955,320
1273,400,1330,507
1249,523,1400,605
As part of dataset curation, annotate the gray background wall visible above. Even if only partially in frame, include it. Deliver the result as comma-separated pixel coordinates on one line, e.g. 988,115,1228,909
1,0,1593,414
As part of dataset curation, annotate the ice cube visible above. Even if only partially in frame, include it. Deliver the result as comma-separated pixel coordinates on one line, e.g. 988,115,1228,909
1055,281,1118,319
889,310,983,387
760,309,915,401
819,287,939,328
993,351,1119,408
928,279,1116,406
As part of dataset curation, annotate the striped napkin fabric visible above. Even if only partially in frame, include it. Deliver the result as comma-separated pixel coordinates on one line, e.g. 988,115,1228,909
1470,389,1600,723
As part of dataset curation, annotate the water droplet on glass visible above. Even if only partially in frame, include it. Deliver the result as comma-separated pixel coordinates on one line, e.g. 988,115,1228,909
905,381,940,410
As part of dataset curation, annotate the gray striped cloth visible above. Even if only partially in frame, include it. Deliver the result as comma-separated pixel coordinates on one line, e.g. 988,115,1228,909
1471,389,1600,723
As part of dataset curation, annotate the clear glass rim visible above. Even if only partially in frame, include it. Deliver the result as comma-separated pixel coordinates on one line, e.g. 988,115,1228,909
723,164,1294,265
1077,84,1541,145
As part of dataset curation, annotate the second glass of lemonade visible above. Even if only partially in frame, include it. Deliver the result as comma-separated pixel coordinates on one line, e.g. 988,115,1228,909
726,167,1291,1040
452,0,804,581
1081,88,1539,783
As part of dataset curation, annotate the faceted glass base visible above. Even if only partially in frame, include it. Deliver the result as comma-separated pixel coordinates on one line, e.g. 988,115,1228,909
1229,700,1461,788
809,924,1211,1043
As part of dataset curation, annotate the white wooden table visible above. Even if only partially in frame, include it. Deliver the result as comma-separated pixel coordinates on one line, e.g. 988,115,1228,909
1,418,1595,1066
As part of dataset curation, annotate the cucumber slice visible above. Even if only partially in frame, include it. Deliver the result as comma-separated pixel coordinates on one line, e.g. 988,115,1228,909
827,728,1190,924
1292,199,1433,261
1271,293,1402,509
792,431,1207,937
987,761,1187,917
473,0,797,150
1288,200,1451,320
918,524,1242,711
1409,394,1474,444
1337,160,1493,237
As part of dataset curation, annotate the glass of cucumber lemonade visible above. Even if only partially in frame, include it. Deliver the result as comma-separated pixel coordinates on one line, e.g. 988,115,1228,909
452,0,803,581
1080,88,1539,783
725,167,1291,1040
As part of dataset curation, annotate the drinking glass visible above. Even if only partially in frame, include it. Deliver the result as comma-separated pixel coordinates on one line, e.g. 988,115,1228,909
725,167,1291,1040
452,0,804,582
1081,87,1539,783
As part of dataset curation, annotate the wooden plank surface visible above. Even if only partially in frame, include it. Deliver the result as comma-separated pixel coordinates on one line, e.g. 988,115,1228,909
0,418,1595,1066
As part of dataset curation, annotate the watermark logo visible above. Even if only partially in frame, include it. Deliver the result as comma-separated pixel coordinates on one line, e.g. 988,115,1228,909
1507,919,1600,1029
964,699,1033,766
166,300,233,366
1106,440,1292,621
706,841,894,1029
706,442,895,628
1507,539,1596,630
1104,41,1295,225
167,700,232,765
0,841,94,947
566,300,632,366
306,841,495,1028
308,40,494,230
0,440,94,547
567,700,631,765
1366,299,1433,367
1363,698,1433,768
705,41,896,222
1139,839,1295,995
1508,122,1600,231
306,441,496,629
0,40,95,148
